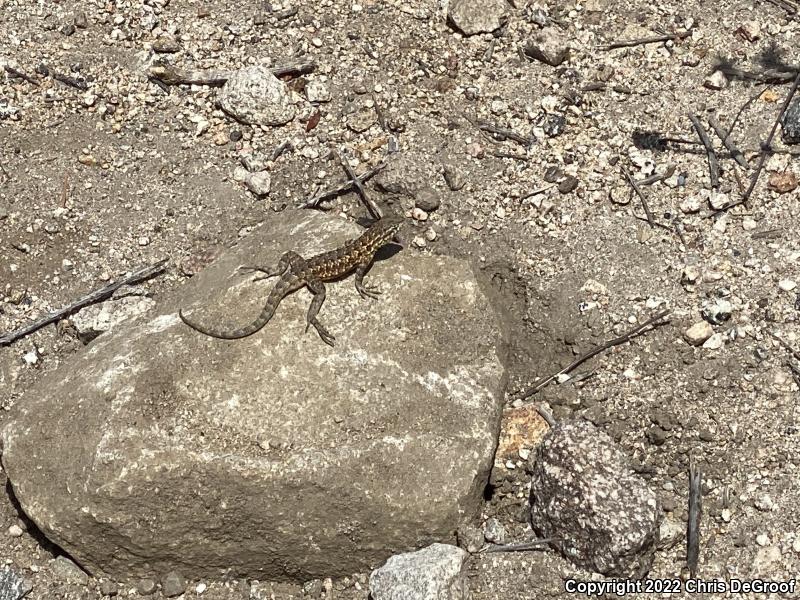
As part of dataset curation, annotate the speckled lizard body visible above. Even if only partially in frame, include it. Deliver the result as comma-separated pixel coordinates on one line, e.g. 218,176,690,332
179,215,404,346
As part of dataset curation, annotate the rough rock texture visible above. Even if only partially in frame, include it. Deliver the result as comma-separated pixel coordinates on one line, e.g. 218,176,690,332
528,420,661,577
218,66,294,126
1,210,505,582
0,566,28,600
447,0,508,36
782,98,800,144
369,543,469,600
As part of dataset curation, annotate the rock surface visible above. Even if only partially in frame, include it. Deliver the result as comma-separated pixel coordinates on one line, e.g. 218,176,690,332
1,210,505,582
369,543,469,600
447,0,508,36
528,420,661,577
218,66,294,126
0,566,29,600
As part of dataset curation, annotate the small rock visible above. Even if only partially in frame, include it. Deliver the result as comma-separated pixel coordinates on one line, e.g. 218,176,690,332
51,556,89,585
442,161,466,191
647,426,668,446
456,523,484,553
22,349,38,366
742,217,758,231
302,579,323,597
411,207,428,221
152,35,180,53
524,28,570,66
702,333,724,350
136,578,157,595
684,321,713,346
369,544,468,600
754,494,774,512
7,524,23,537
778,279,797,292
782,98,800,144
702,299,732,325
414,187,441,212
558,175,579,194
161,571,187,598
483,518,506,544
721,508,732,522
657,518,682,550
447,0,508,35
737,20,761,42
219,66,295,126
768,171,798,193
99,579,119,596
681,265,701,286
74,11,88,28
195,582,207,594
679,196,702,213
756,533,770,546
609,186,631,205
752,545,782,576
708,191,730,210
245,171,271,196
305,80,331,103
704,71,728,90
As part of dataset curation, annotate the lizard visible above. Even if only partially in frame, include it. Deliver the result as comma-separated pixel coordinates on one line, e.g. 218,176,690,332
178,215,404,346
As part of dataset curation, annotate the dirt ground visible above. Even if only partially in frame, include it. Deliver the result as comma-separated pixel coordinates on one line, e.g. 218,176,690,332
1,0,800,598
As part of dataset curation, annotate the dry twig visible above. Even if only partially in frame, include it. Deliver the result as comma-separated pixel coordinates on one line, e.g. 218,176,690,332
0,259,169,347
598,29,692,50
620,166,655,227
149,61,315,86
687,461,702,578
688,114,720,188
4,65,39,86
334,149,382,220
302,162,386,209
707,114,749,169
516,309,671,400
481,539,557,553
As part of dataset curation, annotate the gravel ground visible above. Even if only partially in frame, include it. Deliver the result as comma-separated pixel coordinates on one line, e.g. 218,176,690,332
1,0,800,598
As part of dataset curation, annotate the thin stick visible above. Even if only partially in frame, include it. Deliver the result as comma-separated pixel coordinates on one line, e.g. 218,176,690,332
52,71,88,90
535,405,556,428
751,228,782,239
640,165,676,186
707,114,749,169
0,259,169,347
687,460,702,578
598,29,692,50
61,173,70,208
334,150,382,220
621,166,655,227
481,538,557,553
516,309,671,400
726,86,768,142
688,115,720,189
302,162,386,208
4,65,39,86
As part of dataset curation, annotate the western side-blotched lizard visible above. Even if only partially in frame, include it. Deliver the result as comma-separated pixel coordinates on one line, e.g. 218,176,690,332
179,215,404,346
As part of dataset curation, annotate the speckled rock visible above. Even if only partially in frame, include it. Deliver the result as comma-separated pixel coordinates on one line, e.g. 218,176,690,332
218,66,294,126
447,0,508,36
1,210,505,583
529,420,661,577
369,544,469,600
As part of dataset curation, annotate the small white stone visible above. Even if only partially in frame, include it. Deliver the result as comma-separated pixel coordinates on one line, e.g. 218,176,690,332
22,349,38,365
518,448,530,460
311,37,323,48
496,206,506,219
8,525,23,537
756,533,770,546
684,321,713,346
195,582,207,594
721,508,732,522
792,538,800,553
778,279,797,291
742,217,758,231
702,333,724,350
412,236,427,249
754,494,774,511
679,196,702,213
411,207,428,221
138,236,150,247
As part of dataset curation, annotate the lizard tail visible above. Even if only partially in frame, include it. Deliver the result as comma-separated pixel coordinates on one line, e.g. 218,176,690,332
179,278,294,340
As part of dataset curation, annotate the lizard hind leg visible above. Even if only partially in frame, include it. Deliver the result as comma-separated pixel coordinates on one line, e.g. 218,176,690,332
304,279,336,346
354,263,382,300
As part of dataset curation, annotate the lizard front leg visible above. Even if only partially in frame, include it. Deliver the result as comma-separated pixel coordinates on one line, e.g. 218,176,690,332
304,279,336,347
354,262,382,300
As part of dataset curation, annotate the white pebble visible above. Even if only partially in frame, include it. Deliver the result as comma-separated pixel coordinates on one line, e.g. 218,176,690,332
8,525,23,537
778,279,797,292
756,533,770,546
195,582,207,594
138,236,150,247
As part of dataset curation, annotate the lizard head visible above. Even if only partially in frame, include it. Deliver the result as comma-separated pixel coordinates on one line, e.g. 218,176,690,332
376,214,405,247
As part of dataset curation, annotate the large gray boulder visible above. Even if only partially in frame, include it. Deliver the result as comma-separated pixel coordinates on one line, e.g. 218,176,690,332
1,210,505,582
